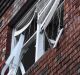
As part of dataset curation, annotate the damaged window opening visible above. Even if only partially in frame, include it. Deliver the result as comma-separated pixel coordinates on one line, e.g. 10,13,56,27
1,0,64,75
45,1,64,50
17,0,64,74
12,8,37,75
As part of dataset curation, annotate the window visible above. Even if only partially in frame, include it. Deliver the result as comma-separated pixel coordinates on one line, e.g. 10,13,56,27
1,0,64,75
10,3,37,74
45,1,64,50
11,0,64,74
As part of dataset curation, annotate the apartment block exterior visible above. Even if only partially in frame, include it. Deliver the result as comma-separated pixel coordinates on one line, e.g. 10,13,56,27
0,0,80,75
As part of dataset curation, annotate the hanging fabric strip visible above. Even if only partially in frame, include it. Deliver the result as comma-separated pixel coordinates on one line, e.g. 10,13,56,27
14,11,35,36
53,28,63,48
1,34,24,75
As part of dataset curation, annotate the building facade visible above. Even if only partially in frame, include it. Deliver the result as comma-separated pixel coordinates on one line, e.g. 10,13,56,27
0,0,80,75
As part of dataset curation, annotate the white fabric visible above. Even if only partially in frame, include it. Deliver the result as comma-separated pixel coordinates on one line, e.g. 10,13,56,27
14,13,35,36
1,34,24,75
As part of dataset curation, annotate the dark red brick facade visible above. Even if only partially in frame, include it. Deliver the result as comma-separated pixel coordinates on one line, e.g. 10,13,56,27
1,0,27,27
0,25,12,70
0,0,80,75
24,0,80,75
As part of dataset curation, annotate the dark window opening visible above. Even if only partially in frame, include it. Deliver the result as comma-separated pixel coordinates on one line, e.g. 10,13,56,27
17,67,22,75
45,1,64,50
12,1,64,74
15,16,37,74
16,41,35,75
22,41,35,70
24,14,37,43
15,11,37,44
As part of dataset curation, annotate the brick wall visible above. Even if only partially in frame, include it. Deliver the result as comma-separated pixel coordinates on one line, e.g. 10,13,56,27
0,0,27,31
25,0,80,75
0,25,12,70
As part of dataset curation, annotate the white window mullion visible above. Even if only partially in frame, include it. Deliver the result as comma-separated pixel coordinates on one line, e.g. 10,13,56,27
35,24,45,62
11,29,17,53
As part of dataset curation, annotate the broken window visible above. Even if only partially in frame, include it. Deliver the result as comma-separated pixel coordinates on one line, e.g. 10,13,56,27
12,5,37,75
45,1,64,50
1,0,64,75
12,0,64,74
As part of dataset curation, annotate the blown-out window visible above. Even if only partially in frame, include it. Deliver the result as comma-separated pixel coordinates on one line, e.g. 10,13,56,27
13,0,64,74
3,0,64,75
13,3,37,74
45,1,64,50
